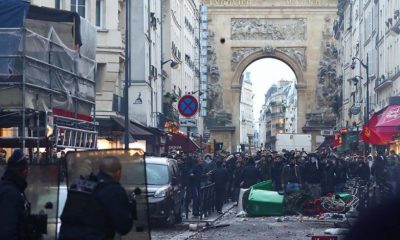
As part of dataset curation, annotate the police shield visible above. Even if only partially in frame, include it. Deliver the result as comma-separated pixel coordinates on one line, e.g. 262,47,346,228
25,162,60,240
65,149,150,240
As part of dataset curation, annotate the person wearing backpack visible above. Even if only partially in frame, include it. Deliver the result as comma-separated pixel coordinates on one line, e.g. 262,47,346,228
59,156,134,240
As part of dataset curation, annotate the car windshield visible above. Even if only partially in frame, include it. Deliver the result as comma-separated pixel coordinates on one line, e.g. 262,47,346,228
146,164,169,185
123,162,169,186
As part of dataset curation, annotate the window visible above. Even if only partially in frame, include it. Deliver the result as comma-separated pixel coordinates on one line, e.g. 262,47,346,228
96,0,104,27
55,0,63,9
71,0,86,18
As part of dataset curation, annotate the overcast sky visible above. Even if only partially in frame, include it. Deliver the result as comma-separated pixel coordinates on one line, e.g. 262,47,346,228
244,58,296,122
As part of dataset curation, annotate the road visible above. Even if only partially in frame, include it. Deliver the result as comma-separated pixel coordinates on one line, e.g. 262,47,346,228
151,207,337,240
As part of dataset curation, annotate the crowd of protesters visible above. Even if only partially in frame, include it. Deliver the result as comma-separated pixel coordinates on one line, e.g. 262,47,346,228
168,148,400,216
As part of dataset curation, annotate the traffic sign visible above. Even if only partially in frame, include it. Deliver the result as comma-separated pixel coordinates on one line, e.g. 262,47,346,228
179,118,197,127
178,95,198,118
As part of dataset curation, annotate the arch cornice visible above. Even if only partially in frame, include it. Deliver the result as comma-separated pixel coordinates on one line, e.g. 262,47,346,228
231,48,306,90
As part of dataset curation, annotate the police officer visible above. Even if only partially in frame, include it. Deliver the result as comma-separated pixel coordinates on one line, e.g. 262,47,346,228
0,149,31,240
59,156,134,240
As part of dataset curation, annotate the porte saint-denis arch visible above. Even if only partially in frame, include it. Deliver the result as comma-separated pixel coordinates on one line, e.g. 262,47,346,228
203,0,339,151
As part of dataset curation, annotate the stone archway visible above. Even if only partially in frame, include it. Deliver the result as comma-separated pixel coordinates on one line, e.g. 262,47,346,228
204,0,339,152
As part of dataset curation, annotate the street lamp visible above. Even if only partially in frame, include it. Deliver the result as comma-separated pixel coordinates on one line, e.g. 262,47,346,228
162,59,180,69
351,54,369,155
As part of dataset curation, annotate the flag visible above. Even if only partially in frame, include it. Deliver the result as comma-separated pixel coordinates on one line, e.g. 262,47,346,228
360,113,393,145
332,133,342,148
360,125,385,145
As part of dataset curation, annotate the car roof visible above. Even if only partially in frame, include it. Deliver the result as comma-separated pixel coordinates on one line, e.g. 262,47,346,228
145,156,176,165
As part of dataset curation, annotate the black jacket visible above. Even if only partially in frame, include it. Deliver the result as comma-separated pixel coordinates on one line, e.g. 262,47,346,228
0,170,30,240
59,171,133,240
211,167,228,190
240,165,261,189
303,161,322,184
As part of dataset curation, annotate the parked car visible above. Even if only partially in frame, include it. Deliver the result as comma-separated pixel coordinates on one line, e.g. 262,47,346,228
143,157,183,225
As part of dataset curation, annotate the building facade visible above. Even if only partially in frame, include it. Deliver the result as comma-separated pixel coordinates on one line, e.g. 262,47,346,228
258,80,296,149
335,0,400,152
239,72,254,149
162,0,202,135
129,0,162,128
284,81,298,134
335,0,400,129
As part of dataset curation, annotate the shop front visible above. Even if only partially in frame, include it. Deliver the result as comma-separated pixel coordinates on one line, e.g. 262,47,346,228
360,103,400,153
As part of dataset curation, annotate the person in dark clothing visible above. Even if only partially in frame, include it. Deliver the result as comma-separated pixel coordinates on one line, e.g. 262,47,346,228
232,159,244,203
0,149,30,240
258,156,272,181
345,195,400,240
271,156,284,191
371,155,386,186
225,155,236,201
322,159,336,195
281,157,302,193
186,157,203,216
303,155,323,198
211,161,228,213
334,159,347,193
355,157,370,182
59,156,133,240
239,158,261,189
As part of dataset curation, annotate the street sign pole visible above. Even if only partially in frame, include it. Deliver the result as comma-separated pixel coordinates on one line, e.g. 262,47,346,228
187,127,190,155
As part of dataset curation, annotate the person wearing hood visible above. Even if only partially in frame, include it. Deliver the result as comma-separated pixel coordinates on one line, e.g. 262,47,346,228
0,149,31,240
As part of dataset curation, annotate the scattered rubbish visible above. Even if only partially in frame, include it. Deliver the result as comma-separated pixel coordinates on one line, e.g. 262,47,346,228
311,236,338,240
236,210,247,218
276,217,283,222
321,213,345,220
189,224,198,231
324,228,349,236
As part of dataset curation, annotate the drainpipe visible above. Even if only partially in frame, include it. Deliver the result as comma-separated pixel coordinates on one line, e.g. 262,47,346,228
148,0,154,127
160,0,164,116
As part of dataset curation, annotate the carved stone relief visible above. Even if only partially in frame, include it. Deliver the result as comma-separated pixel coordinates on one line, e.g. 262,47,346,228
231,18,307,41
231,47,307,71
304,17,339,129
206,31,233,127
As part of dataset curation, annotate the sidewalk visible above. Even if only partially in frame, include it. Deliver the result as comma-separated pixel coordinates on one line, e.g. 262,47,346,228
182,202,236,223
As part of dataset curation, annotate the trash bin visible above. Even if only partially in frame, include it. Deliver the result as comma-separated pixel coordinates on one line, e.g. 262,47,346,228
336,192,352,203
247,190,284,216
238,188,250,213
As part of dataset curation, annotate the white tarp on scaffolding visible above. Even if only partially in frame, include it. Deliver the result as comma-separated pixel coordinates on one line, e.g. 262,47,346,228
0,14,96,117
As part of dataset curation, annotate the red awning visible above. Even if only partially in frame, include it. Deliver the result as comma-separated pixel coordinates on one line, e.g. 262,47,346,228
360,109,399,145
376,104,400,127
165,132,199,153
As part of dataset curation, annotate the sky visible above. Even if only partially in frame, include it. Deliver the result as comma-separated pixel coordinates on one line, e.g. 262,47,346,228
244,58,296,121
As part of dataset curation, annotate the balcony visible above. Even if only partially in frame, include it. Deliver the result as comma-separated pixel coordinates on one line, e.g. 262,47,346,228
375,72,399,91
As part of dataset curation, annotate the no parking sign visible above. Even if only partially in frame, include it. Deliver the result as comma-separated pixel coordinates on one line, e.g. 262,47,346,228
178,95,198,118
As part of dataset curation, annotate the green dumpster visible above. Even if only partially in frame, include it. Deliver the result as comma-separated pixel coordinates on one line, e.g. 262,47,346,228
337,192,352,203
251,180,273,191
247,190,284,216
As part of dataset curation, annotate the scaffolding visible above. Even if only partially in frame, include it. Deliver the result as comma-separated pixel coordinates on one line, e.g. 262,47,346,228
0,25,97,151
